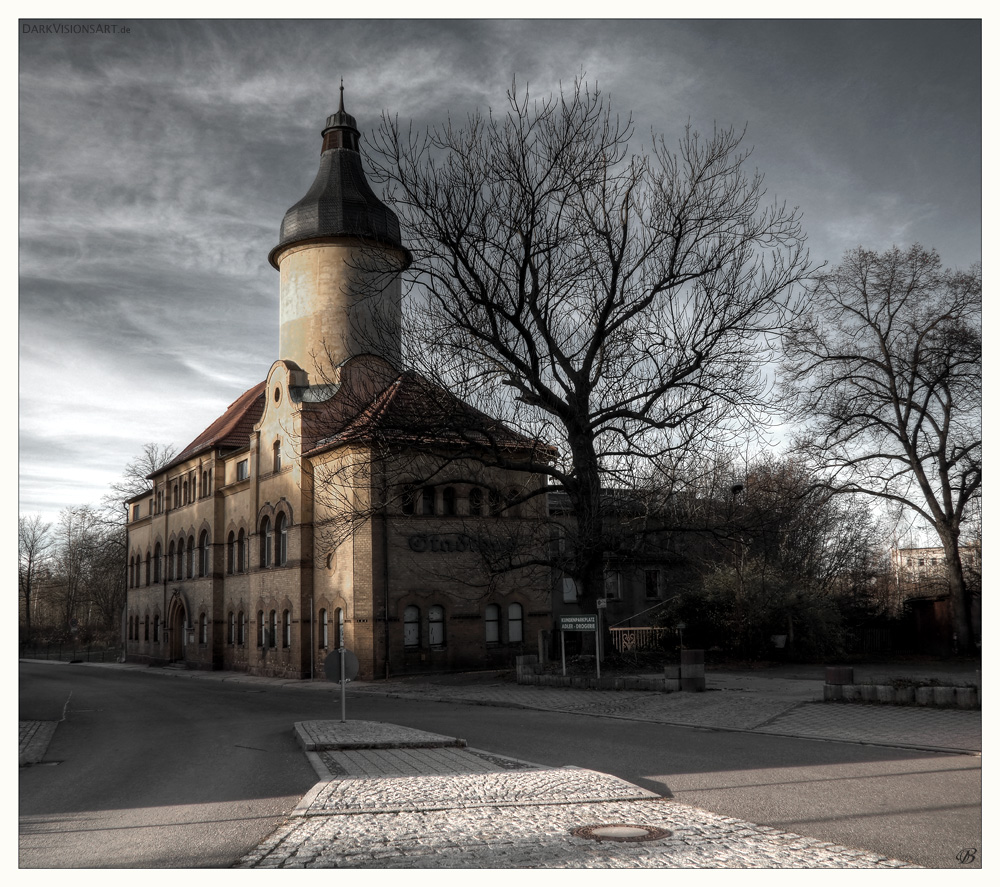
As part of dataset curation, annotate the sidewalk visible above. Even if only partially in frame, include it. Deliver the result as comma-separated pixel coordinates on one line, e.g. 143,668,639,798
237,719,918,868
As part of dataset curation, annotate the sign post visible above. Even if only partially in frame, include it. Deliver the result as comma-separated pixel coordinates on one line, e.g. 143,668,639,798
559,615,600,681
323,647,360,722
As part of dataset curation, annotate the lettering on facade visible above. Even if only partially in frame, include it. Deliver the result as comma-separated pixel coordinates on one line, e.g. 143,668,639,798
407,533,480,554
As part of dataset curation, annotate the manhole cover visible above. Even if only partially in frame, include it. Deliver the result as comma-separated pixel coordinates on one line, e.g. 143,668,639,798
571,823,672,843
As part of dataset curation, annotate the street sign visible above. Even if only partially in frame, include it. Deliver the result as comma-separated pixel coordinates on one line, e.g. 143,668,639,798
324,649,359,682
596,598,607,609
560,614,597,631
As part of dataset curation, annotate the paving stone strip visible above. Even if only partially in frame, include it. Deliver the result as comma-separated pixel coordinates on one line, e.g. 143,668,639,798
298,767,658,815
19,721,57,767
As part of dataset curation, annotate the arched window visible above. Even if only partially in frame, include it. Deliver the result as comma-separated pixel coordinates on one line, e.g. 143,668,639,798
199,530,210,577
429,605,445,647
168,540,177,581
238,611,246,646
335,607,345,648
508,602,524,643
485,604,500,644
144,615,150,641
202,470,210,497
199,612,208,644
237,529,246,573
128,615,133,641
145,551,151,586
319,608,328,648
401,484,415,515
421,487,435,515
505,488,519,516
403,605,420,647
227,532,235,574
227,612,235,645
469,487,483,516
273,439,282,473
207,469,212,495
260,517,272,568
275,513,287,566
153,615,160,642
183,480,189,505
257,610,264,647
172,484,179,509
442,487,456,516
268,610,277,648
187,535,195,579
154,542,162,583
282,609,291,648
128,557,134,589
488,488,502,516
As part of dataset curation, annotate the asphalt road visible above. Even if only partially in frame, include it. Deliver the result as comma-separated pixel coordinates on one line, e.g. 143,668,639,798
19,662,981,868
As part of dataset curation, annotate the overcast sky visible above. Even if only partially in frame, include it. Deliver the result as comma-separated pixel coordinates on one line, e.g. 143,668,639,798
17,16,982,527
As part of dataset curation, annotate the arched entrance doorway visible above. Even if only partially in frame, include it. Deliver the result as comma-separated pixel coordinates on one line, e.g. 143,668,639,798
167,595,187,662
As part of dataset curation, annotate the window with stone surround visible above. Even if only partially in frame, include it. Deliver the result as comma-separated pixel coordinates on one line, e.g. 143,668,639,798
508,603,523,643
485,604,500,644
429,605,445,647
403,605,420,647
275,513,287,566
260,517,272,568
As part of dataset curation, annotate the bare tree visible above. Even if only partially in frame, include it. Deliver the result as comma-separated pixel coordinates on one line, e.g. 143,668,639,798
18,514,52,643
100,441,177,524
52,506,101,633
783,245,981,653
366,80,812,605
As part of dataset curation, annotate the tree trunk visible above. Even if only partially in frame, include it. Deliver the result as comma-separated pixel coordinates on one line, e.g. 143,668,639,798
939,526,973,655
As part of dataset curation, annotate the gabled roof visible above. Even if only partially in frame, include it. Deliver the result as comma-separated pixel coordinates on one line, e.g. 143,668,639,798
153,382,266,477
306,369,551,460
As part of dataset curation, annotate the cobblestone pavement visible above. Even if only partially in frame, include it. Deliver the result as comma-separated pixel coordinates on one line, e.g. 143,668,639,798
240,726,918,869
19,721,57,767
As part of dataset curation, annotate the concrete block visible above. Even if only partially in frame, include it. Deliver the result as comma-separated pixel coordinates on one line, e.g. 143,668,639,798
825,666,854,685
915,687,934,706
932,686,956,707
664,678,680,692
894,686,915,705
955,687,977,709
876,685,894,704
824,684,843,702
841,685,861,702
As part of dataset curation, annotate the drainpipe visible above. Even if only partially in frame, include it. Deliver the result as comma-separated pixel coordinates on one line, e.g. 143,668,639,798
382,478,391,679
122,502,129,662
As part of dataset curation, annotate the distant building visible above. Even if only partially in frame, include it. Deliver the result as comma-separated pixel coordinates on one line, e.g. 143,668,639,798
124,92,551,679
891,545,980,591
891,544,981,654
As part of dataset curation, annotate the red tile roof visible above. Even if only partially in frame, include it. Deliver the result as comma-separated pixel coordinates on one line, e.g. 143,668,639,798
306,370,551,459
153,381,266,476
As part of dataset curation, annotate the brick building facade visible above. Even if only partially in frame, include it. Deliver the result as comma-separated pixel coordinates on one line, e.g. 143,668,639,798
124,93,551,679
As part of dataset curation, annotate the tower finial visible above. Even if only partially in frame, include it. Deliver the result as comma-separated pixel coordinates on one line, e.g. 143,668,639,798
339,79,345,113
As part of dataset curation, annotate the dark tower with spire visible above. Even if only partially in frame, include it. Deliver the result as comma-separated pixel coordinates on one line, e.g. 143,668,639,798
268,86,409,382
